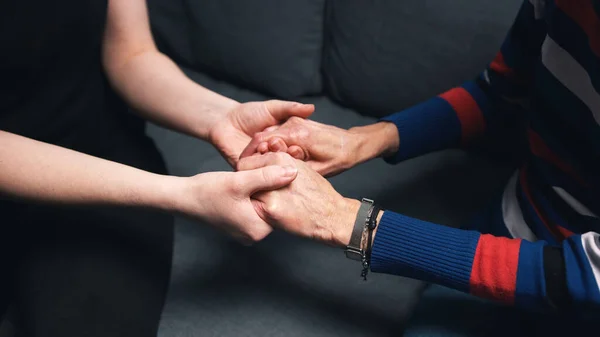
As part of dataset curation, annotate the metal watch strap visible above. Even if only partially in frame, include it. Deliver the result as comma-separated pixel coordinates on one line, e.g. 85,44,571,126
344,198,373,261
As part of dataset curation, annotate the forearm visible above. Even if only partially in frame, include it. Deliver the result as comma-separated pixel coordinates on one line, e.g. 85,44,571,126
331,199,565,311
364,0,546,165
366,211,600,313
348,122,399,165
104,50,239,140
0,131,177,210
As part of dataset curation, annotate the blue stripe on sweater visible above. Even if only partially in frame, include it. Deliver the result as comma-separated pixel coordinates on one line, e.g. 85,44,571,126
501,0,545,73
563,235,600,312
515,240,547,310
371,212,479,293
380,97,460,163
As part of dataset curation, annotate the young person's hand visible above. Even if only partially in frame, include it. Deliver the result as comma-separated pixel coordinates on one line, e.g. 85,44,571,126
208,100,314,167
239,118,399,177
238,152,361,247
171,164,298,244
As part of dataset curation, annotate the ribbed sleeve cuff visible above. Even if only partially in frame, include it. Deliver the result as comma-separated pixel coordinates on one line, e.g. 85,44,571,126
379,97,461,164
370,212,481,292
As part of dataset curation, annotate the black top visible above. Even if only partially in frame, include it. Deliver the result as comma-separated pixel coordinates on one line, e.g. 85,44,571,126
0,0,144,155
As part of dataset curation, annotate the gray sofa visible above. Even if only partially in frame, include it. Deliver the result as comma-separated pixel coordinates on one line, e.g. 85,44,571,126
145,1,523,336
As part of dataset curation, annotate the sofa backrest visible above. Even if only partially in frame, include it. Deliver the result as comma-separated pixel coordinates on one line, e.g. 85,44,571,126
148,0,522,117
321,0,522,117
148,0,325,99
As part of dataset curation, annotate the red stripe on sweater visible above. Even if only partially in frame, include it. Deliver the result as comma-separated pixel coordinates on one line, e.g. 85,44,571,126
470,234,521,304
527,129,587,187
556,0,600,57
439,88,485,144
519,167,574,240
490,52,516,78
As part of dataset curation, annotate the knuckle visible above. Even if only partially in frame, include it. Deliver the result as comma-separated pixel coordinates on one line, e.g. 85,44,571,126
236,160,248,171
253,131,265,141
292,126,309,141
264,199,280,215
274,152,289,161
288,116,303,124
229,176,245,194
247,231,265,243
260,166,272,183
247,226,271,243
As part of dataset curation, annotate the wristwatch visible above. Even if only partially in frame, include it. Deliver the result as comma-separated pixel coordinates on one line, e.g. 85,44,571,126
344,198,374,261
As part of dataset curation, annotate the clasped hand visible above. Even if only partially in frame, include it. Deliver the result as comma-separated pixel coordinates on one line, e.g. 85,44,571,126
175,99,355,246
238,152,360,247
229,115,398,245
183,102,396,246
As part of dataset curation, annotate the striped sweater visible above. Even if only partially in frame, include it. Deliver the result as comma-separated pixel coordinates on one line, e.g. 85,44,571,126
370,0,600,314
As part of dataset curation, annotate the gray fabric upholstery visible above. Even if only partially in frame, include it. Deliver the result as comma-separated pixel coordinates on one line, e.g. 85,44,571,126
322,0,523,117
149,0,325,99
147,69,516,336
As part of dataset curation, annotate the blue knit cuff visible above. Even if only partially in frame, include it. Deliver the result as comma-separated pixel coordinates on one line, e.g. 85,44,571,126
379,97,461,164
370,212,480,292
514,240,546,309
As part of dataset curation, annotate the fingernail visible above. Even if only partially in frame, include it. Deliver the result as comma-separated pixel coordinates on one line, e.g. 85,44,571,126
270,140,282,151
282,165,297,177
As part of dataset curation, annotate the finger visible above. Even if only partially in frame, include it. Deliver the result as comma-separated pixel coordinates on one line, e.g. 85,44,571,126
231,220,273,246
237,164,298,195
238,152,295,172
287,146,306,160
258,142,269,154
265,100,315,122
240,134,268,159
240,129,293,159
268,138,288,152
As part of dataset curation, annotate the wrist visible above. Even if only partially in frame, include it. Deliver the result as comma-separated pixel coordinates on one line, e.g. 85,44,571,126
332,197,362,248
369,210,384,248
133,173,185,213
349,122,399,162
199,98,241,142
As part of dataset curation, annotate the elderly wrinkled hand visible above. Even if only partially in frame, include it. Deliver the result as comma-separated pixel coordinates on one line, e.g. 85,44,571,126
238,152,361,247
239,117,399,177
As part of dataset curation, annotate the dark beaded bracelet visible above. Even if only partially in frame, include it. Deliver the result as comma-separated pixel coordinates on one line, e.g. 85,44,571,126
361,205,382,280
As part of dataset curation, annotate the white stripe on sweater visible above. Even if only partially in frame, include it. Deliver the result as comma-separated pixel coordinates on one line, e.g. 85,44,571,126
552,186,598,218
528,0,545,19
581,232,600,293
541,36,600,125
502,171,538,241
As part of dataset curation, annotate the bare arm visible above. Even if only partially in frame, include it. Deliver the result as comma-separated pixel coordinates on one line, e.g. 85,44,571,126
0,130,297,243
101,0,314,167
102,0,238,140
0,130,175,210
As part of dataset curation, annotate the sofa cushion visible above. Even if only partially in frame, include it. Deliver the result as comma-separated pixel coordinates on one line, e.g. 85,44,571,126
322,0,523,118
148,0,325,99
